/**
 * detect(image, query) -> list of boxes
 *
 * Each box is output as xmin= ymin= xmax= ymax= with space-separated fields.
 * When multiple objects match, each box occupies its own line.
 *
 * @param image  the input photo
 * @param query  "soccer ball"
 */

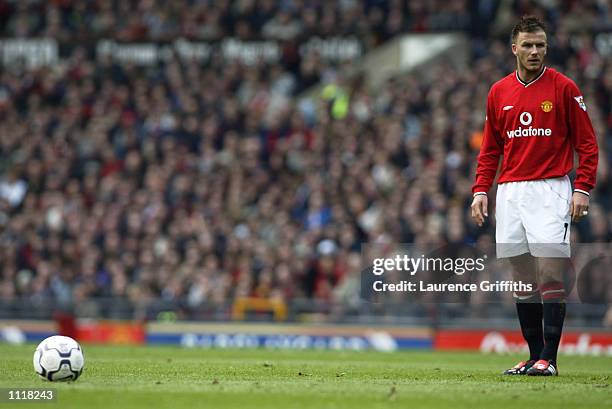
xmin=33 ymin=335 xmax=84 ymax=381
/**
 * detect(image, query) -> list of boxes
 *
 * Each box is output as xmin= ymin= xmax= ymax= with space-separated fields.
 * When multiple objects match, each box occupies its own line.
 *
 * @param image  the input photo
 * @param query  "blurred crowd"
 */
xmin=0 ymin=0 xmax=611 ymax=320
xmin=1 ymin=0 xmax=476 ymax=44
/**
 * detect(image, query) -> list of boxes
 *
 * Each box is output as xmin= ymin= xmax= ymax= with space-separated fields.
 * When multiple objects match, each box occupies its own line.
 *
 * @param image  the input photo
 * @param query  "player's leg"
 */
xmin=503 ymin=253 xmax=542 ymax=375
xmin=521 ymin=176 xmax=572 ymax=376
xmin=526 ymin=257 xmax=569 ymax=376
xmin=495 ymin=182 xmax=538 ymax=375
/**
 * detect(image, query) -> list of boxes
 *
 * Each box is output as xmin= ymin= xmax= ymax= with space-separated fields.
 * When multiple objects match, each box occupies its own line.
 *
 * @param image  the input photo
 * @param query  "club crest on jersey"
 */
xmin=574 ymin=96 xmax=587 ymax=111
xmin=541 ymin=100 xmax=553 ymax=112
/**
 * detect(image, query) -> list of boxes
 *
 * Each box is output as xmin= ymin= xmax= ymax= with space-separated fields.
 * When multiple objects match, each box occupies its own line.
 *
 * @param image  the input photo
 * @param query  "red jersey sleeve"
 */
xmin=472 ymin=89 xmax=503 ymax=194
xmin=565 ymin=81 xmax=598 ymax=193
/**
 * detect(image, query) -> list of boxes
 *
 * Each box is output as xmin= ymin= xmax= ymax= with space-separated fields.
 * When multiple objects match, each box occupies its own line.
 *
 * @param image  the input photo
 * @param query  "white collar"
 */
xmin=515 ymin=66 xmax=547 ymax=87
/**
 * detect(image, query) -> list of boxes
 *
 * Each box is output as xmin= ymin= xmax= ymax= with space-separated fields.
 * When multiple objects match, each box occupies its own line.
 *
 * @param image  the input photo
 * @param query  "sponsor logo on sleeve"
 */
xmin=574 ymin=96 xmax=587 ymax=111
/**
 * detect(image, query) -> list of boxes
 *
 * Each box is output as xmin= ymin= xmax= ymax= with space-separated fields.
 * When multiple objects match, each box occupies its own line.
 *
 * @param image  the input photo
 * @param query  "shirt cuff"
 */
xmin=473 ymin=192 xmax=488 ymax=197
xmin=574 ymin=189 xmax=590 ymax=196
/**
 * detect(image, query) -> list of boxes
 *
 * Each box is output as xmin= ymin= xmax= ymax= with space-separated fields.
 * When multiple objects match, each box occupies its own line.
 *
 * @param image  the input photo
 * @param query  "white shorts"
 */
xmin=495 ymin=176 xmax=572 ymax=258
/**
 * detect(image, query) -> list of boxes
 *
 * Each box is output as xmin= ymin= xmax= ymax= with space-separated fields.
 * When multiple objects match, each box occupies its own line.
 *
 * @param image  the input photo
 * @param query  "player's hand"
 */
xmin=471 ymin=194 xmax=488 ymax=227
xmin=569 ymin=191 xmax=590 ymax=222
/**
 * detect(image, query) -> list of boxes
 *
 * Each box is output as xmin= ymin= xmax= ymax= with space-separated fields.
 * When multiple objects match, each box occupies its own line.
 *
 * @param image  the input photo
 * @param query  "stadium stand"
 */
xmin=0 ymin=0 xmax=610 ymax=324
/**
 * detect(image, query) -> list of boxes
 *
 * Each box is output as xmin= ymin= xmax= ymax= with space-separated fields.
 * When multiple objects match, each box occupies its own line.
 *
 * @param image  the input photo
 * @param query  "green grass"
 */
xmin=0 ymin=344 xmax=610 ymax=409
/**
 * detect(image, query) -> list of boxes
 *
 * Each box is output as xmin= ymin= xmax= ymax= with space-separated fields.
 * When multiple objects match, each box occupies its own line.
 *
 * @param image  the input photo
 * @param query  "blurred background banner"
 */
xmin=147 ymin=321 xmax=431 ymax=351
xmin=0 ymin=0 xmax=610 ymax=348
xmin=0 ymin=318 xmax=145 ymax=345
xmin=434 ymin=329 xmax=612 ymax=356
xmin=3 ymin=318 xmax=612 ymax=357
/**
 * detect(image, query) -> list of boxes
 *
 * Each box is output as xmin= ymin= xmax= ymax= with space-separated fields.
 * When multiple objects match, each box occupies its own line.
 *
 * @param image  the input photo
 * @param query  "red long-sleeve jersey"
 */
xmin=472 ymin=67 xmax=598 ymax=195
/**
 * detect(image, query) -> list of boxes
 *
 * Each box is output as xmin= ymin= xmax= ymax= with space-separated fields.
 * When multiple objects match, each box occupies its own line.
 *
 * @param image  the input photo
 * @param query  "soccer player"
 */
xmin=471 ymin=16 xmax=599 ymax=376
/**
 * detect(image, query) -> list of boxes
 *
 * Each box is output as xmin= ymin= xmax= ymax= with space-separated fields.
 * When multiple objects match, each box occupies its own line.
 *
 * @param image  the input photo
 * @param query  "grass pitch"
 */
xmin=0 ymin=344 xmax=610 ymax=409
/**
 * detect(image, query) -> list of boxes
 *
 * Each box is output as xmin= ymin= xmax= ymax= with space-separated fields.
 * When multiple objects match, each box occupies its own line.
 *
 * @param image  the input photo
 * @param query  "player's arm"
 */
xmin=471 ymin=90 xmax=503 ymax=226
xmin=566 ymin=81 xmax=599 ymax=222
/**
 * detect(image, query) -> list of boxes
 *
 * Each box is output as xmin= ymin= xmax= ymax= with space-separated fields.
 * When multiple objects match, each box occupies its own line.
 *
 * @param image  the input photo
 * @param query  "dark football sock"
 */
xmin=541 ymin=282 xmax=567 ymax=362
xmin=515 ymin=287 xmax=543 ymax=361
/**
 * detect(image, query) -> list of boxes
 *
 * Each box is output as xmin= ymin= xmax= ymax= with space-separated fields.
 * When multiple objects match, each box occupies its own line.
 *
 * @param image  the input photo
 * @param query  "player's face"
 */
xmin=512 ymin=30 xmax=547 ymax=73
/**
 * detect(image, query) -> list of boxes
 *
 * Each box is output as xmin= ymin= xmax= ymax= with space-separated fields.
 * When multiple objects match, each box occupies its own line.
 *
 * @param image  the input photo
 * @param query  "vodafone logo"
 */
xmin=506 ymin=111 xmax=552 ymax=139
xmin=519 ymin=112 xmax=532 ymax=126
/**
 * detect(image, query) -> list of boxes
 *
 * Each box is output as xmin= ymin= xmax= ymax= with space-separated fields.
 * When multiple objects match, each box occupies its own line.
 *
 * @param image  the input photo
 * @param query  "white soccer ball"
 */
xmin=33 ymin=335 xmax=84 ymax=382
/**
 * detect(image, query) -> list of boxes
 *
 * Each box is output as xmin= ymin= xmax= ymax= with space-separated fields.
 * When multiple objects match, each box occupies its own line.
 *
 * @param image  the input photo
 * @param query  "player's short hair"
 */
xmin=511 ymin=15 xmax=547 ymax=43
